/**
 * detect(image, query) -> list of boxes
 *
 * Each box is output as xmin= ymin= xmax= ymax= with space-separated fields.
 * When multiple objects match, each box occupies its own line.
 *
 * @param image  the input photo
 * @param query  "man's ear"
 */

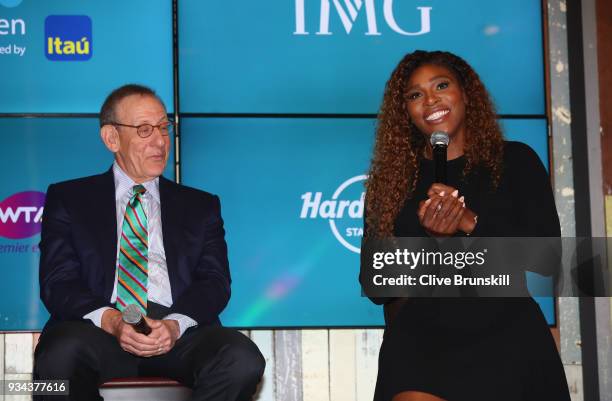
xmin=100 ymin=125 xmax=120 ymax=153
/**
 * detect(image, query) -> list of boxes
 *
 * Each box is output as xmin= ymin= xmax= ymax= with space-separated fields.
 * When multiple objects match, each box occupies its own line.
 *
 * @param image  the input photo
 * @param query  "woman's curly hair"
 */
xmin=365 ymin=50 xmax=504 ymax=237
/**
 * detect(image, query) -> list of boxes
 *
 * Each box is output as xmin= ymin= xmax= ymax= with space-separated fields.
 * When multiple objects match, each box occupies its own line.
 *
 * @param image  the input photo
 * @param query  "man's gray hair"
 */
xmin=99 ymin=84 xmax=166 ymax=127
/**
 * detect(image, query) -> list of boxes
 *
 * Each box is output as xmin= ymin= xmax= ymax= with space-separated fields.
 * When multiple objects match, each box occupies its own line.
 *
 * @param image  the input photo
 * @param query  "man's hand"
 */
xmin=100 ymin=309 xmax=167 ymax=357
xmin=147 ymin=318 xmax=180 ymax=355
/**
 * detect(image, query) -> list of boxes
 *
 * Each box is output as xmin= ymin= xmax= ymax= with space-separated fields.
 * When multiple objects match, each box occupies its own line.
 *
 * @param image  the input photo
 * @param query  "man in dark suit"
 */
xmin=34 ymin=84 xmax=265 ymax=401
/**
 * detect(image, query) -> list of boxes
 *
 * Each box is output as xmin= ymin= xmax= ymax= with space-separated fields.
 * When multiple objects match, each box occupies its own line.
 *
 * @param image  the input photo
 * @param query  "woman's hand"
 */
xmin=418 ymin=184 xmax=478 ymax=235
xmin=417 ymin=188 xmax=465 ymax=236
xmin=427 ymin=183 xmax=460 ymax=199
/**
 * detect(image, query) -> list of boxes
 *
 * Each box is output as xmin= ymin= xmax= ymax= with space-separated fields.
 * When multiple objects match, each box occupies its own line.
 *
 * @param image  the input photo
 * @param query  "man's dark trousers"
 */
xmin=34 ymin=304 xmax=265 ymax=401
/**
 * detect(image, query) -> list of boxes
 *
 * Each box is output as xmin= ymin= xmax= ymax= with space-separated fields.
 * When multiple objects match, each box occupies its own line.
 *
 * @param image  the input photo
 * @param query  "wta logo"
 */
xmin=0 ymin=191 xmax=45 ymax=239
xmin=300 ymin=175 xmax=366 ymax=253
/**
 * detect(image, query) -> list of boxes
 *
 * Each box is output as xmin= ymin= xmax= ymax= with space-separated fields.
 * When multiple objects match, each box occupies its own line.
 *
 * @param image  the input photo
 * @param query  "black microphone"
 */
xmin=430 ymin=131 xmax=449 ymax=184
xmin=122 ymin=304 xmax=152 ymax=335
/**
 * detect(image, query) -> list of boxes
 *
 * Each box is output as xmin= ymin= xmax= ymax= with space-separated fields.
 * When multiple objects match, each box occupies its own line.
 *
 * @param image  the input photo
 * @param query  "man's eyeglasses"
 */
xmin=112 ymin=121 xmax=175 ymax=138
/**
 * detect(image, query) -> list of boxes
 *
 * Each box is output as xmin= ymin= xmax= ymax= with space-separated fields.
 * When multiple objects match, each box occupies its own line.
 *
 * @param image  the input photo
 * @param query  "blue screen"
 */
xmin=179 ymin=0 xmax=544 ymax=114
xmin=0 ymin=0 xmax=173 ymax=113
xmin=181 ymin=117 xmax=554 ymax=327
xmin=0 ymin=0 xmax=555 ymax=329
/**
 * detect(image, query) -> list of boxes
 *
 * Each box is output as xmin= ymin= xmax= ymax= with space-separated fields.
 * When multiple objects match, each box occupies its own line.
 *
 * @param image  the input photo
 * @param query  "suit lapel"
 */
xmin=159 ymin=176 xmax=180 ymax=298
xmin=90 ymin=168 xmax=118 ymax=298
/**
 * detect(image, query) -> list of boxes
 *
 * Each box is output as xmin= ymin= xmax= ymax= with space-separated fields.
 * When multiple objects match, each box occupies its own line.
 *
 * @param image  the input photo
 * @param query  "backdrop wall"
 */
xmin=0 ymin=0 xmax=553 ymax=330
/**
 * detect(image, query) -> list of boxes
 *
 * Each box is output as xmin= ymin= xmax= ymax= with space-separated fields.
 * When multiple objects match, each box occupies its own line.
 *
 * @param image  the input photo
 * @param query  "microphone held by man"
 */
xmin=121 ymin=304 xmax=152 ymax=335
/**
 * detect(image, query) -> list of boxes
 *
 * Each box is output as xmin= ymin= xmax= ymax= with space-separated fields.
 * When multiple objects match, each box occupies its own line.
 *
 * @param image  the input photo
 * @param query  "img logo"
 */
xmin=294 ymin=0 xmax=431 ymax=36
xmin=300 ymin=175 xmax=366 ymax=253
xmin=45 ymin=15 xmax=92 ymax=61
xmin=0 ymin=191 xmax=45 ymax=239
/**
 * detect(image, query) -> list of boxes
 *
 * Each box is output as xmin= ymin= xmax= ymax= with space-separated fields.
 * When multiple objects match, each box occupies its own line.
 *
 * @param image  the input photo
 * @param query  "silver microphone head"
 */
xmin=122 ymin=304 xmax=143 ymax=325
xmin=430 ymin=131 xmax=450 ymax=147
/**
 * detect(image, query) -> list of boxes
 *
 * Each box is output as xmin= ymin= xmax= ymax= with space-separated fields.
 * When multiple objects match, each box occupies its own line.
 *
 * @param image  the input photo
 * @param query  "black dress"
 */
xmin=372 ymin=141 xmax=571 ymax=401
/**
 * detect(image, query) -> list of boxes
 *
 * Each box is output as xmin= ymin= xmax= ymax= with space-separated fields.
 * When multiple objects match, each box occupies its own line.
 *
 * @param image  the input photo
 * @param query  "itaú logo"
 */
xmin=45 ymin=15 xmax=92 ymax=61
xmin=300 ymin=175 xmax=366 ymax=253
xmin=294 ymin=0 xmax=431 ymax=36
xmin=0 ymin=191 xmax=45 ymax=239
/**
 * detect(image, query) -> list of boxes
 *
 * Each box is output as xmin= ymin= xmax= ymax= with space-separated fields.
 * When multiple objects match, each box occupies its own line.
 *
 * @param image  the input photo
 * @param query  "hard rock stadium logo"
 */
xmin=299 ymin=175 xmax=366 ymax=253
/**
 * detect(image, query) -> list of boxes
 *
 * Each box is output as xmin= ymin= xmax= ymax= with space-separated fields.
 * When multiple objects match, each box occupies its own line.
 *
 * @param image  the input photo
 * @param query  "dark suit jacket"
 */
xmin=39 ymin=168 xmax=231 ymax=332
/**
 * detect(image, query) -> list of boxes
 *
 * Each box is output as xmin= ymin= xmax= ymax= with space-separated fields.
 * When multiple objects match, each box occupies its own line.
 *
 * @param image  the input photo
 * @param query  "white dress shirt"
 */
xmin=83 ymin=162 xmax=197 ymax=337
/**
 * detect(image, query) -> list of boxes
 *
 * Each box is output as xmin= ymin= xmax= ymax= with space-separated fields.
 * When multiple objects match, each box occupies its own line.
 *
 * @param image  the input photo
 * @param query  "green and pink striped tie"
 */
xmin=116 ymin=184 xmax=149 ymax=315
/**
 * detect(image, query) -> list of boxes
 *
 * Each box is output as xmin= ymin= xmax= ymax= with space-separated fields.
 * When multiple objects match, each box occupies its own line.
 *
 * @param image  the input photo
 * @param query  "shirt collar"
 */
xmin=112 ymin=161 xmax=160 ymax=203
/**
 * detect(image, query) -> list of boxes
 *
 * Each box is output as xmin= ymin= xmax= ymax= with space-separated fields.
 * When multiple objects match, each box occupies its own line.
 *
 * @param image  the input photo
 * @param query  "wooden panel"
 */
xmin=1 ymin=334 xmax=4 ymax=401
xmin=606 ymin=196 xmax=612 ymax=235
xmin=274 ymin=330 xmax=302 ymax=401
xmin=356 ymin=329 xmax=383 ymax=401
xmin=4 ymin=373 xmax=32 ymax=401
xmin=564 ymin=364 xmax=584 ymax=401
xmin=31 ymin=334 xmax=40 ymax=364
xmin=251 ymin=330 xmax=275 ymax=401
xmin=4 ymin=334 xmax=32 ymax=374
xmin=301 ymin=329 xmax=329 ymax=401
xmin=607 ymin=196 xmax=612 ymax=329
xmin=597 ymin=0 xmax=612 ymax=194
xmin=329 ymin=329 xmax=356 ymax=401
xmin=1 ymin=327 xmax=590 ymax=401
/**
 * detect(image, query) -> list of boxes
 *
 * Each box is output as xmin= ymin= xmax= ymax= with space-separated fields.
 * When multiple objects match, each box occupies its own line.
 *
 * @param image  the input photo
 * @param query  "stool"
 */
xmin=100 ymin=377 xmax=192 ymax=401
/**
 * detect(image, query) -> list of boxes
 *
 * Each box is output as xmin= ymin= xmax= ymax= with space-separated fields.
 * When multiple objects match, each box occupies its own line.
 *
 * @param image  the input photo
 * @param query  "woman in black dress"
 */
xmin=363 ymin=51 xmax=571 ymax=401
